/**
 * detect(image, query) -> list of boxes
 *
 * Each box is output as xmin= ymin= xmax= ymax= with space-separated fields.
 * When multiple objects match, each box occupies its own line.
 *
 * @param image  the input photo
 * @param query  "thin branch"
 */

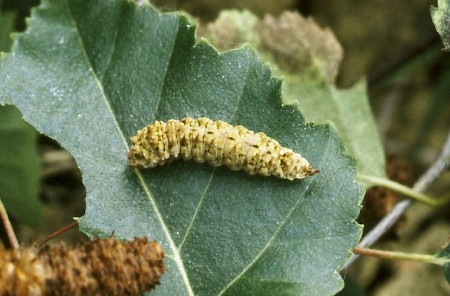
xmin=0 ymin=197 xmax=19 ymax=249
xmin=34 ymin=221 xmax=78 ymax=247
xmin=352 ymin=247 xmax=448 ymax=266
xmin=377 ymin=83 xmax=406 ymax=139
xmin=41 ymin=150 xmax=78 ymax=177
xmin=342 ymin=130 xmax=450 ymax=271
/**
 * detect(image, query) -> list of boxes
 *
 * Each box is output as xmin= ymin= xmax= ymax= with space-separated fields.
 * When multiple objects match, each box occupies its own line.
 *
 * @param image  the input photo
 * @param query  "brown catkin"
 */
xmin=0 ymin=244 xmax=46 ymax=296
xmin=0 ymin=238 xmax=165 ymax=296
xmin=128 ymin=117 xmax=319 ymax=180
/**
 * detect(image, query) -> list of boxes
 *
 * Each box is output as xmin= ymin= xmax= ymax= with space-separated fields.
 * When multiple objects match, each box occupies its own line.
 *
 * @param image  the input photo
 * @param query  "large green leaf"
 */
xmin=0 ymin=0 xmax=363 ymax=295
xmin=431 ymin=0 xmax=450 ymax=51
xmin=0 ymin=105 xmax=42 ymax=225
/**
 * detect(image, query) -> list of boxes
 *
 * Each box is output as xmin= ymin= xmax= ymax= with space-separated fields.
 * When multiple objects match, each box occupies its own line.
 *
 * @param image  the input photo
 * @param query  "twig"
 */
xmin=41 ymin=150 xmax=78 ymax=177
xmin=342 ymin=130 xmax=450 ymax=271
xmin=377 ymin=83 xmax=406 ymax=139
xmin=0 ymin=197 xmax=19 ymax=249
xmin=34 ymin=221 xmax=78 ymax=247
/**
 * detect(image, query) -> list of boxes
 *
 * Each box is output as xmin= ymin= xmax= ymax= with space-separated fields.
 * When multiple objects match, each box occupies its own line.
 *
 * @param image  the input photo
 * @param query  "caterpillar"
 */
xmin=128 ymin=117 xmax=319 ymax=180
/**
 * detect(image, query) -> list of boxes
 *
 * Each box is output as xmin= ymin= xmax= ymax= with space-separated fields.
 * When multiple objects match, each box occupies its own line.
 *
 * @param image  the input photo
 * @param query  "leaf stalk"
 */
xmin=353 ymin=247 xmax=448 ymax=266
xmin=358 ymin=174 xmax=450 ymax=207
xmin=0 ymin=197 xmax=19 ymax=249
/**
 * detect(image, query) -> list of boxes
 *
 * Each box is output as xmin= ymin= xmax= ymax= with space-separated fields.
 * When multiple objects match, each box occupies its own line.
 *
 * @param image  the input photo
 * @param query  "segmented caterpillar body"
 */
xmin=128 ymin=117 xmax=319 ymax=180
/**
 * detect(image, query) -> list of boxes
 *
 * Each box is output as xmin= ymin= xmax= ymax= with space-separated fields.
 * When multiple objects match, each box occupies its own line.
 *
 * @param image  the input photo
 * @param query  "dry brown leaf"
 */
xmin=260 ymin=12 xmax=343 ymax=83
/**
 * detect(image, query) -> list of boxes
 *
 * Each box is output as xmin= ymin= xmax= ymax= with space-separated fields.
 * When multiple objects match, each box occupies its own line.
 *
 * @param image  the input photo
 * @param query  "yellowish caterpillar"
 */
xmin=128 ymin=117 xmax=319 ymax=180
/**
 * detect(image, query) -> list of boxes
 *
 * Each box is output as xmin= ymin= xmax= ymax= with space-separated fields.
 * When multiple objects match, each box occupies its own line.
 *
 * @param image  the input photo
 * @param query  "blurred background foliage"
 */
xmin=0 ymin=0 xmax=449 ymax=295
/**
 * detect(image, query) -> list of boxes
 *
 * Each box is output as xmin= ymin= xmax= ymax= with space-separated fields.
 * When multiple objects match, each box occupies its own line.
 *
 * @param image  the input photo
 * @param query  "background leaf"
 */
xmin=283 ymin=77 xmax=385 ymax=181
xmin=201 ymin=10 xmax=386 ymax=184
xmin=0 ymin=0 xmax=363 ymax=295
xmin=431 ymin=0 xmax=450 ymax=51
xmin=0 ymin=5 xmax=15 ymax=52
xmin=0 ymin=105 xmax=42 ymax=226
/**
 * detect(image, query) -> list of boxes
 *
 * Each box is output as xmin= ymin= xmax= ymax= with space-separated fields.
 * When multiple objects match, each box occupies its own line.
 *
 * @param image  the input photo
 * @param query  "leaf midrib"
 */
xmin=66 ymin=2 xmax=195 ymax=295
xmin=217 ymin=126 xmax=330 ymax=295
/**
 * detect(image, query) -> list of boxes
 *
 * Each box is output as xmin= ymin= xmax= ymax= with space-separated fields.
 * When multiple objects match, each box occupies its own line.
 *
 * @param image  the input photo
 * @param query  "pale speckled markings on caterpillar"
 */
xmin=128 ymin=117 xmax=319 ymax=180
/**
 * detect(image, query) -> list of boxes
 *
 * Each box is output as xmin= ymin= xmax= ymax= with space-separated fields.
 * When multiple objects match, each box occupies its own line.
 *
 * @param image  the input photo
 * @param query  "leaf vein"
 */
xmin=218 ymin=125 xmax=331 ymax=295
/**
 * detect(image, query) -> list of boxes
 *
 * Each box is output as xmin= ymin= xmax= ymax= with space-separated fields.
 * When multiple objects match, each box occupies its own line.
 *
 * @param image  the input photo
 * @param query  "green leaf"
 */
xmin=202 ymin=10 xmax=386 ymax=184
xmin=283 ymin=76 xmax=386 ymax=181
xmin=0 ymin=7 xmax=15 ymax=52
xmin=0 ymin=0 xmax=363 ymax=295
xmin=431 ymin=0 xmax=450 ymax=51
xmin=0 ymin=105 xmax=42 ymax=226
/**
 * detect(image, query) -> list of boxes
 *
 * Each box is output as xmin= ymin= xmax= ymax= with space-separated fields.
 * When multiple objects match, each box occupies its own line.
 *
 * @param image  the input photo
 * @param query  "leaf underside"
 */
xmin=431 ymin=0 xmax=450 ymax=51
xmin=0 ymin=0 xmax=363 ymax=295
